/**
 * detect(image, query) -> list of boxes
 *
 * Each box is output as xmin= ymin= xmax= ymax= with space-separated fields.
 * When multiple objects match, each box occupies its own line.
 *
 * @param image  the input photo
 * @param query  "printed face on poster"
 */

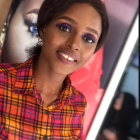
xmin=0 ymin=0 xmax=138 ymax=138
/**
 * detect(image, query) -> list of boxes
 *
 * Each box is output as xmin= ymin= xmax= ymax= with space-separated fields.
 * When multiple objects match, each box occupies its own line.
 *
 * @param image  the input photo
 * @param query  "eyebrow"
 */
xmin=57 ymin=16 xmax=78 ymax=25
xmin=26 ymin=9 xmax=39 ymax=15
xmin=86 ymin=27 xmax=99 ymax=36
xmin=57 ymin=16 xmax=98 ymax=36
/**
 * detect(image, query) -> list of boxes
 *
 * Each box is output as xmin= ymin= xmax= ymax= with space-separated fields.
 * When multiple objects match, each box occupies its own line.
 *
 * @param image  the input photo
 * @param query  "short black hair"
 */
xmin=38 ymin=0 xmax=109 ymax=53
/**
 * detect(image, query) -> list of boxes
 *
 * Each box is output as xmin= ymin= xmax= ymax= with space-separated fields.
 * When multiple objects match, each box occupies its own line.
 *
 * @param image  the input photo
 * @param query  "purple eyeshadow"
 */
xmin=56 ymin=23 xmax=72 ymax=32
xmin=83 ymin=34 xmax=96 ymax=43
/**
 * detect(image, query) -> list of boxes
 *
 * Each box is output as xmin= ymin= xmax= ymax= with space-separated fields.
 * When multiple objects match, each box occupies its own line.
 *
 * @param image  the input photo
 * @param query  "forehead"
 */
xmin=58 ymin=3 xmax=102 ymax=35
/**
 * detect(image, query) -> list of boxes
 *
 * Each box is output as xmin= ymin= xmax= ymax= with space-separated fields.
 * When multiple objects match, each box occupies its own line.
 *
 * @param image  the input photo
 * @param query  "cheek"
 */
xmin=81 ymin=49 xmax=95 ymax=64
xmin=43 ymin=31 xmax=62 ymax=48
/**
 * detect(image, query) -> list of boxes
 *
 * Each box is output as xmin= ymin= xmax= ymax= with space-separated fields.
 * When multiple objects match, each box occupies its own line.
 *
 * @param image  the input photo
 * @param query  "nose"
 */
xmin=65 ymin=33 xmax=81 ymax=51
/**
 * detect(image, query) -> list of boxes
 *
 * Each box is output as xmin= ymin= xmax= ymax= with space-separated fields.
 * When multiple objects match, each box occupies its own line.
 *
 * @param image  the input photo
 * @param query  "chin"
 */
xmin=51 ymin=63 xmax=76 ymax=76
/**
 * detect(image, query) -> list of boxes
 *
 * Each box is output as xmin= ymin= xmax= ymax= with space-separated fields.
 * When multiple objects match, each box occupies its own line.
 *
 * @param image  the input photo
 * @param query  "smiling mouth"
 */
xmin=57 ymin=51 xmax=77 ymax=62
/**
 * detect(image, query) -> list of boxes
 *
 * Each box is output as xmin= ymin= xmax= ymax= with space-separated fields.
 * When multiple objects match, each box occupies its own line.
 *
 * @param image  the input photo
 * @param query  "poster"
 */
xmin=0 ymin=0 xmax=138 ymax=138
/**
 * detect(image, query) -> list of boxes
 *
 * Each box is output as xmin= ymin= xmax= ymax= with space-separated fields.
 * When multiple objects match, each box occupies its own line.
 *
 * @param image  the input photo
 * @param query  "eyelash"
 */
xmin=56 ymin=24 xmax=72 ymax=33
xmin=24 ymin=18 xmax=38 ymax=37
xmin=57 ymin=24 xmax=96 ymax=44
xmin=83 ymin=36 xmax=95 ymax=44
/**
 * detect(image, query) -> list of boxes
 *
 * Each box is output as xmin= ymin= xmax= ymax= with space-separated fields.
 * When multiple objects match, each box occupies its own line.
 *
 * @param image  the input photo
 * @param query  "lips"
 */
xmin=57 ymin=51 xmax=77 ymax=64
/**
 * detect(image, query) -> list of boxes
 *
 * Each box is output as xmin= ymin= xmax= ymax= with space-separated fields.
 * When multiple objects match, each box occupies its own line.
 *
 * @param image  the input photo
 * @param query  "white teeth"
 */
xmin=63 ymin=54 xmax=69 ymax=59
xmin=68 ymin=57 xmax=74 ymax=61
xmin=58 ymin=52 xmax=75 ymax=61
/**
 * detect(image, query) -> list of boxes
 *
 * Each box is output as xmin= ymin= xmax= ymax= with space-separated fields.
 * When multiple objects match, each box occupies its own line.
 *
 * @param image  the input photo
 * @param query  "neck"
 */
xmin=33 ymin=54 xmax=67 ymax=96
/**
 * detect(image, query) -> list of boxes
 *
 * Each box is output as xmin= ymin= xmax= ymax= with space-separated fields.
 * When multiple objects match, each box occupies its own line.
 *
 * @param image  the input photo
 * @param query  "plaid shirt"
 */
xmin=0 ymin=56 xmax=87 ymax=140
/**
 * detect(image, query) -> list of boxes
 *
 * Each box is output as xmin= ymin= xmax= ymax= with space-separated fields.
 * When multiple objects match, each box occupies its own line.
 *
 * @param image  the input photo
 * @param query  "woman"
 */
xmin=0 ymin=0 xmax=109 ymax=139
xmin=0 ymin=0 xmax=106 ymax=137
xmin=96 ymin=92 xmax=136 ymax=140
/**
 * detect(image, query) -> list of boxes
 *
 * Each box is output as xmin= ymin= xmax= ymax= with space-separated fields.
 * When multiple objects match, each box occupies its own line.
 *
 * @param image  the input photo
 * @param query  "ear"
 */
xmin=39 ymin=27 xmax=46 ymax=39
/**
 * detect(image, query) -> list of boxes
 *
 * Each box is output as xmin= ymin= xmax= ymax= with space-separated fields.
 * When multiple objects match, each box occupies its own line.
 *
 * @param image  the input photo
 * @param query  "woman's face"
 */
xmin=114 ymin=93 xmax=124 ymax=111
xmin=2 ymin=0 xmax=44 ymax=63
xmin=40 ymin=3 xmax=102 ymax=75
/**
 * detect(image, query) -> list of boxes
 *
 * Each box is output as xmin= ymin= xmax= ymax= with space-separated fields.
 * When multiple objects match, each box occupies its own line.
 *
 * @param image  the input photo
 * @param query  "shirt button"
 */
xmin=44 ymin=135 xmax=48 ymax=140
xmin=46 ymin=110 xmax=50 ymax=115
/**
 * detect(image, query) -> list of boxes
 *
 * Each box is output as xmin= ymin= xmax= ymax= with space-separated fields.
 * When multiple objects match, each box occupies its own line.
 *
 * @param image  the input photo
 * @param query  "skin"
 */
xmin=114 ymin=93 xmax=124 ymax=110
xmin=102 ymin=93 xmax=125 ymax=140
xmin=33 ymin=3 xmax=102 ymax=106
xmin=103 ymin=129 xmax=117 ymax=140
xmin=1 ymin=0 xmax=44 ymax=63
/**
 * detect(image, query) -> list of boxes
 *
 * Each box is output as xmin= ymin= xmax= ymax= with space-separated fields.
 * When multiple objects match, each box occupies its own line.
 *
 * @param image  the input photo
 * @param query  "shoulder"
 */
xmin=0 ymin=63 xmax=21 ymax=74
xmin=69 ymin=85 xmax=87 ymax=112
xmin=0 ymin=63 xmax=21 ymax=85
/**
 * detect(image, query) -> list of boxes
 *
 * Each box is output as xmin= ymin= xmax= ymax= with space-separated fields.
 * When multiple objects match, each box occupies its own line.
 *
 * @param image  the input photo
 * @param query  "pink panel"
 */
xmin=70 ymin=47 xmax=104 ymax=138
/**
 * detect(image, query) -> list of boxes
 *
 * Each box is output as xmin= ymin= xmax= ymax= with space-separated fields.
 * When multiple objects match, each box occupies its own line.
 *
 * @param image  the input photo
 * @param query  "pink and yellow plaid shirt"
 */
xmin=0 ymin=55 xmax=87 ymax=140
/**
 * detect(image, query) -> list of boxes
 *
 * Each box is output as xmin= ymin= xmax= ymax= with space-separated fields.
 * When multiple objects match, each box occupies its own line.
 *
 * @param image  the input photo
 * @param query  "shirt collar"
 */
xmin=13 ymin=55 xmax=72 ymax=110
xmin=13 ymin=55 xmax=36 ymax=95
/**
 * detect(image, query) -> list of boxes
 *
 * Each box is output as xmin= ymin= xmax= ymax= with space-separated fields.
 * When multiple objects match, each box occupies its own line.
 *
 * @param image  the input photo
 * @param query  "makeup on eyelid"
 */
xmin=24 ymin=13 xmax=38 ymax=36
xmin=25 ymin=13 xmax=38 ymax=24
xmin=56 ymin=23 xmax=96 ymax=44
xmin=83 ymin=34 xmax=96 ymax=43
xmin=56 ymin=23 xmax=72 ymax=32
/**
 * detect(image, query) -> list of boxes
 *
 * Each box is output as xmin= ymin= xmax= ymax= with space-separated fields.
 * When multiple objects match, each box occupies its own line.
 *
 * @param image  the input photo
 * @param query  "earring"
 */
xmin=38 ymin=37 xmax=43 ymax=42
xmin=38 ymin=37 xmax=43 ymax=45
xmin=0 ymin=23 xmax=7 ymax=48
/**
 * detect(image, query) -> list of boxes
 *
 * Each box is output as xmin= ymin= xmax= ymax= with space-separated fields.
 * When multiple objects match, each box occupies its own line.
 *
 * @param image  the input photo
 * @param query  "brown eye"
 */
xmin=60 ymin=26 xmax=71 ymax=33
xmin=83 ymin=37 xmax=93 ymax=44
